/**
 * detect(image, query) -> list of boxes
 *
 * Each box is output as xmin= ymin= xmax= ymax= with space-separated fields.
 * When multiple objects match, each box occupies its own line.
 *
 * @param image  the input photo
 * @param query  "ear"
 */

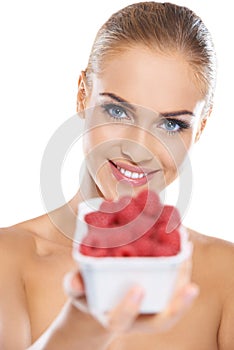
xmin=195 ymin=106 xmax=213 ymax=142
xmin=76 ymin=70 xmax=89 ymax=117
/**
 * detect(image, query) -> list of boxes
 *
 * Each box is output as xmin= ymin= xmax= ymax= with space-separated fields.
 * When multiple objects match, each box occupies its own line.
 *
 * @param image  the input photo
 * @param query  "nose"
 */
xmin=121 ymin=127 xmax=154 ymax=163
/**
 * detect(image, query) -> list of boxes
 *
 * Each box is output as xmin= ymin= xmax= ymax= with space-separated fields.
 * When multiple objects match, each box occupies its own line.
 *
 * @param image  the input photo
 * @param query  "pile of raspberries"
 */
xmin=79 ymin=189 xmax=181 ymax=257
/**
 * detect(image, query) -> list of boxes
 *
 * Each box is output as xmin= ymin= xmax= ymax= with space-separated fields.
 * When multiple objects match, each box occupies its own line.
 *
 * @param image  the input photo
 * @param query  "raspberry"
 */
xmin=79 ymin=244 xmax=108 ymax=257
xmin=116 ymin=196 xmax=141 ymax=225
xmin=158 ymin=205 xmax=181 ymax=231
xmin=79 ymin=243 xmax=93 ymax=256
xmin=153 ymin=243 xmax=177 ymax=257
xmin=135 ymin=189 xmax=163 ymax=219
xmin=158 ymin=228 xmax=181 ymax=253
xmin=103 ymin=226 xmax=134 ymax=248
xmin=79 ymin=232 xmax=108 ymax=257
xmin=130 ymin=213 xmax=156 ymax=240
xmin=81 ymin=231 xmax=103 ymax=248
xmin=112 ymin=244 xmax=137 ymax=257
xmin=90 ymin=248 xmax=108 ymax=257
xmin=133 ymin=238 xmax=154 ymax=256
xmin=84 ymin=211 xmax=115 ymax=228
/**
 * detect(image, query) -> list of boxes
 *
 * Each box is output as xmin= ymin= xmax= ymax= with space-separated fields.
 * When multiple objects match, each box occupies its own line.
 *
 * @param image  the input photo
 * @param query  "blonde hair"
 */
xmin=85 ymin=2 xmax=216 ymax=111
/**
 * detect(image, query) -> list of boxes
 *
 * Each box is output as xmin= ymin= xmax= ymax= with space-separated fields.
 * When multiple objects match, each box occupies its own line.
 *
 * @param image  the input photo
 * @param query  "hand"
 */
xmin=63 ymin=254 xmax=199 ymax=338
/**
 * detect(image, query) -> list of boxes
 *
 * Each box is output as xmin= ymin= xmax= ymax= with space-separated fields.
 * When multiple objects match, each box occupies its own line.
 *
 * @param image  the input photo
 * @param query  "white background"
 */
xmin=0 ymin=0 xmax=233 ymax=242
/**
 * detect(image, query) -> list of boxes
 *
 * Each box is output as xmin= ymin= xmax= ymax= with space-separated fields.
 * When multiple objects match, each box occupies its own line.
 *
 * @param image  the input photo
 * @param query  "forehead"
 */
xmin=90 ymin=47 xmax=204 ymax=113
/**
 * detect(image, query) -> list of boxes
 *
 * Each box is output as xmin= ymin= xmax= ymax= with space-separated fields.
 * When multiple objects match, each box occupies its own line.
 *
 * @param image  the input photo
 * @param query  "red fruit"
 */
xmin=153 ymin=243 xmax=177 ymax=257
xmin=84 ymin=211 xmax=115 ymax=228
xmin=112 ymin=244 xmax=137 ymax=257
xmin=90 ymin=248 xmax=108 ymax=257
xmin=79 ymin=244 xmax=108 ymax=257
xmin=158 ymin=205 xmax=181 ymax=231
xmin=158 ymin=228 xmax=181 ymax=253
xmin=79 ymin=243 xmax=93 ymax=256
xmin=79 ymin=233 xmax=108 ymax=257
xmin=130 ymin=213 xmax=156 ymax=240
xmin=80 ymin=192 xmax=182 ymax=258
xmin=135 ymin=189 xmax=163 ymax=219
xmin=133 ymin=238 xmax=154 ymax=256
xmin=80 ymin=231 xmax=103 ymax=248
xmin=116 ymin=196 xmax=141 ymax=225
xmin=103 ymin=226 xmax=134 ymax=248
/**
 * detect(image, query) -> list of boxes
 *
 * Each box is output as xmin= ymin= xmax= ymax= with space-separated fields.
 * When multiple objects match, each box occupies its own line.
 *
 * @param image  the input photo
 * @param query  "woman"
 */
xmin=1 ymin=2 xmax=234 ymax=349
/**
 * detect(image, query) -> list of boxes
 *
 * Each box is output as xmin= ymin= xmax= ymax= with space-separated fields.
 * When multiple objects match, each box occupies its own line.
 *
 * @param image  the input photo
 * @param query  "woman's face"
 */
xmin=80 ymin=47 xmax=206 ymax=200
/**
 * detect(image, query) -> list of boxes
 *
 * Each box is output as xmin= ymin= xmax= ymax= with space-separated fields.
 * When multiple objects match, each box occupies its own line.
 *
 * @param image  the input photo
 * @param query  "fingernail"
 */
xmin=63 ymin=272 xmax=83 ymax=297
xmin=131 ymin=287 xmax=144 ymax=303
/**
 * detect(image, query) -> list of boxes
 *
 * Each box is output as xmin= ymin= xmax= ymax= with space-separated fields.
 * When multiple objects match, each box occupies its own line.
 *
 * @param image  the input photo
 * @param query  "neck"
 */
xmin=45 ymin=164 xmax=104 ymax=244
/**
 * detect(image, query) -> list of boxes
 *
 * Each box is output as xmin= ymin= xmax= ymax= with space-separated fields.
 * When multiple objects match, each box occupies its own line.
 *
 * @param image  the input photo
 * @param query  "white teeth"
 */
xmin=116 ymin=165 xmax=146 ymax=179
xmin=124 ymin=170 xmax=131 ymax=177
xmin=131 ymin=172 xmax=139 ymax=179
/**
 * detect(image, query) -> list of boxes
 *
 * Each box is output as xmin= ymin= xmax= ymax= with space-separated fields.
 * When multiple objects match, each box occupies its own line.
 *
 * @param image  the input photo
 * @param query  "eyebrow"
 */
xmin=99 ymin=92 xmax=137 ymax=112
xmin=99 ymin=92 xmax=195 ymax=118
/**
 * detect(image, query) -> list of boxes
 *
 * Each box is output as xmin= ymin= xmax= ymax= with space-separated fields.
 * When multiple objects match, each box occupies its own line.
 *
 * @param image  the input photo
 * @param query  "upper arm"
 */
xmin=0 ymin=231 xmax=31 ymax=349
xmin=218 ymin=286 xmax=234 ymax=349
xmin=217 ymin=241 xmax=234 ymax=349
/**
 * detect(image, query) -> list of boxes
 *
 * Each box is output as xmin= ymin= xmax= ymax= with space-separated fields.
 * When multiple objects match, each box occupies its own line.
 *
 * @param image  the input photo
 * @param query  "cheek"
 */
xmin=152 ymin=132 xmax=192 ymax=165
xmin=152 ymin=131 xmax=194 ymax=187
xmin=83 ymin=108 xmax=128 ymax=154
xmin=82 ymin=124 xmax=122 ymax=183
xmin=83 ymin=125 xmax=111 ymax=156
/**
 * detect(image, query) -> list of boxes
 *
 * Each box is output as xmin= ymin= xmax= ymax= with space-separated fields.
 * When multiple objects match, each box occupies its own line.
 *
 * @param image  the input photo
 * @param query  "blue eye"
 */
xmin=101 ymin=103 xmax=129 ymax=120
xmin=163 ymin=120 xmax=180 ymax=132
xmin=160 ymin=118 xmax=190 ymax=135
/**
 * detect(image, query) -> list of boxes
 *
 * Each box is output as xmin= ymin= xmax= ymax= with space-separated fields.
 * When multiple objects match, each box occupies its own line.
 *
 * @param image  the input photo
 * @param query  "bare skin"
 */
xmin=1 ymin=47 xmax=234 ymax=349
xmin=0 ymin=194 xmax=234 ymax=349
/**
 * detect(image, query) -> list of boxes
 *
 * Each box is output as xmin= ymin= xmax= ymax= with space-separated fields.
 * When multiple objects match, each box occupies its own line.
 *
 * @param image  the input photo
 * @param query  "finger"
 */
xmin=154 ymin=282 xmax=199 ymax=332
xmin=129 ymin=276 xmax=199 ymax=335
xmin=63 ymin=271 xmax=90 ymax=313
xmin=103 ymin=286 xmax=145 ymax=333
xmin=63 ymin=271 xmax=85 ymax=298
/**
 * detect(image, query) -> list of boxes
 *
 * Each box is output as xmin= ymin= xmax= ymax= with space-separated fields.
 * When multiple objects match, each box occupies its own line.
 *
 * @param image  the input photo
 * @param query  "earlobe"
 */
xmin=76 ymin=70 xmax=88 ymax=117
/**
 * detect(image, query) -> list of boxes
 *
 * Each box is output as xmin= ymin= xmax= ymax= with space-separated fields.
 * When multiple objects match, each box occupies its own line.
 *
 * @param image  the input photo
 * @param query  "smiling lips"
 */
xmin=108 ymin=160 xmax=159 ymax=186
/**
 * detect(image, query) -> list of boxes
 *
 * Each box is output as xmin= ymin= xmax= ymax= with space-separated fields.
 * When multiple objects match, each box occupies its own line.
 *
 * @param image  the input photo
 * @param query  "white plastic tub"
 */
xmin=73 ymin=198 xmax=192 ymax=314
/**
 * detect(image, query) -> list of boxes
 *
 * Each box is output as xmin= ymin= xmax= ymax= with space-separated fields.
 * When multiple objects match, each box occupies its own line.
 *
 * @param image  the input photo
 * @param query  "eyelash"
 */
xmin=161 ymin=118 xmax=191 ymax=135
xmin=101 ymin=102 xmax=191 ymax=135
xmin=101 ymin=103 xmax=131 ymax=122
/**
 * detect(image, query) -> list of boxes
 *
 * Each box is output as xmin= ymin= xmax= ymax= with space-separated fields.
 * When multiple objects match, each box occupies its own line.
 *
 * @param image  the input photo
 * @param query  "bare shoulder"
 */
xmin=188 ymin=228 xmax=234 ymax=280
xmin=0 ymin=224 xmax=37 ymax=348
xmin=188 ymin=228 xmax=234 ymax=270
xmin=0 ymin=223 xmax=36 ymax=288
xmin=0 ymin=223 xmax=36 ymax=259
xmin=188 ymin=228 xmax=234 ymax=349
xmin=0 ymin=222 xmax=37 ymax=290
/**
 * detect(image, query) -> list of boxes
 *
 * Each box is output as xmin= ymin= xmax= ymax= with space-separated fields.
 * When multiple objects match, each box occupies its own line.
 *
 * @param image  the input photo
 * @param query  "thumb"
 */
xmin=63 ymin=271 xmax=85 ymax=298
xmin=104 ymin=286 xmax=145 ymax=333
